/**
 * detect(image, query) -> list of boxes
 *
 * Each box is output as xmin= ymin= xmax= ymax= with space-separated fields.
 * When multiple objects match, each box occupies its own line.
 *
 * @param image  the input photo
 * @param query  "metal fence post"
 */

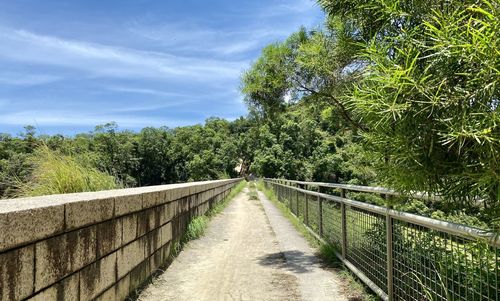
xmin=285 ymin=185 xmax=289 ymax=210
xmin=341 ymin=188 xmax=347 ymax=260
xmin=318 ymin=195 xmax=323 ymax=237
xmin=386 ymin=213 xmax=394 ymax=301
xmin=296 ymin=185 xmax=300 ymax=215
xmin=305 ymin=193 xmax=309 ymax=226
xmin=386 ymin=194 xmax=394 ymax=301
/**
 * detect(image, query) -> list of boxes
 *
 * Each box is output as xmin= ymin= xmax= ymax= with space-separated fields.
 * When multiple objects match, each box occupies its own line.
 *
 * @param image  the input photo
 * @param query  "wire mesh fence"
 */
xmin=263 ymin=179 xmax=500 ymax=301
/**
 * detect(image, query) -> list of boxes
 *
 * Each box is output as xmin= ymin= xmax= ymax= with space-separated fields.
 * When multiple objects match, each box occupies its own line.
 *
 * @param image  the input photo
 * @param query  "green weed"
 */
xmin=185 ymin=216 xmax=209 ymax=241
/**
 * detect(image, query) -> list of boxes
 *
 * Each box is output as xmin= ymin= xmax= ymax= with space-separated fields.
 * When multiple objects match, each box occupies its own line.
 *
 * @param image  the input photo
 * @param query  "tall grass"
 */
xmin=184 ymin=216 xmax=209 ymax=241
xmin=17 ymin=146 xmax=120 ymax=197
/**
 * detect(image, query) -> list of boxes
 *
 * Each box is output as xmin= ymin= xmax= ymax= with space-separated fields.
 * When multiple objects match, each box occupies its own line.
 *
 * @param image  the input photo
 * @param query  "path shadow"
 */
xmin=257 ymin=250 xmax=318 ymax=274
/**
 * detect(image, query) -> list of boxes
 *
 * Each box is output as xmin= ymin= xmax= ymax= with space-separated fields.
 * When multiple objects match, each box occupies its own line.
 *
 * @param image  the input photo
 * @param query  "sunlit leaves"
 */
xmin=347 ymin=0 xmax=499 ymax=208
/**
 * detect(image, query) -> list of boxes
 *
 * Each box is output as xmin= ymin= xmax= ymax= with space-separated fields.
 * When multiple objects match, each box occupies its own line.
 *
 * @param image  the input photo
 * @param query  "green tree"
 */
xmin=339 ymin=0 xmax=500 ymax=211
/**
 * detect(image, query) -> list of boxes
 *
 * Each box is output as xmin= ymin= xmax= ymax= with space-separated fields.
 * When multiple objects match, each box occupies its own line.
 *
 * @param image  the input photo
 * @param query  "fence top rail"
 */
xmin=264 ymin=179 xmax=499 ymax=248
xmin=264 ymin=178 xmax=442 ymax=201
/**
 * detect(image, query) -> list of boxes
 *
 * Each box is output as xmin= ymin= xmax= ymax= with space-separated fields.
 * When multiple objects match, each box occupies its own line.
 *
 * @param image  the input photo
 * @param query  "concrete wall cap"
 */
xmin=0 ymin=179 xmax=241 ymax=214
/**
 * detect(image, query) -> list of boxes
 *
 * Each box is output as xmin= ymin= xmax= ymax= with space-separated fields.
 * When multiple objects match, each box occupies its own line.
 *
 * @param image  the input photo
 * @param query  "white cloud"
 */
xmin=0 ymin=27 xmax=245 ymax=83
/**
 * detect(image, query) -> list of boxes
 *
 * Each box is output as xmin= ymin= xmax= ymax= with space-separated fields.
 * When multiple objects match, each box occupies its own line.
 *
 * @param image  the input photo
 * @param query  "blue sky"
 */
xmin=0 ymin=0 xmax=324 ymax=135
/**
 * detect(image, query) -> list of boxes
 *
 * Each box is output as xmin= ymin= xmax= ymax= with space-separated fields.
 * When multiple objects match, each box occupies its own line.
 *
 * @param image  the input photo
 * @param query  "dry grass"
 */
xmin=17 ymin=146 xmax=119 ymax=197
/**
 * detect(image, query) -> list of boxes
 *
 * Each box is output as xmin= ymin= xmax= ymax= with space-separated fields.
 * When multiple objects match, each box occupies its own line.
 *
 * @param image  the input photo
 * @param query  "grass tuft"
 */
xmin=185 ymin=216 xmax=209 ymax=241
xmin=17 ymin=146 xmax=120 ymax=197
xmin=318 ymin=243 xmax=342 ymax=267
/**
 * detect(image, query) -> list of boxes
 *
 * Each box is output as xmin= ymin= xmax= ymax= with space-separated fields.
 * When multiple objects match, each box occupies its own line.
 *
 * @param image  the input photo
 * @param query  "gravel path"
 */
xmin=137 ymin=186 xmax=347 ymax=301
xmin=258 ymin=190 xmax=348 ymax=301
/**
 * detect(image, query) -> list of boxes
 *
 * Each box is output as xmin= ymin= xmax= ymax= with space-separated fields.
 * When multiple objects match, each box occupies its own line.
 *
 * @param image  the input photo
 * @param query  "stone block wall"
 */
xmin=0 ymin=178 xmax=241 ymax=301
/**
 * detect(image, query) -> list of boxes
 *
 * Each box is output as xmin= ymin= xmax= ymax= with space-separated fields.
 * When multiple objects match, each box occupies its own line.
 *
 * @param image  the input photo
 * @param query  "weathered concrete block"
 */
xmin=80 ymin=252 xmax=116 ymax=300
xmin=188 ymin=195 xmax=195 ymax=210
xmin=35 ymin=227 xmax=96 ymax=291
xmin=145 ymin=228 xmax=162 ymax=257
xmin=160 ymin=222 xmax=172 ymax=246
xmin=94 ymin=285 xmax=115 ymax=301
xmin=0 ymin=245 xmax=34 ymax=301
xmin=179 ymin=198 xmax=186 ymax=214
xmin=97 ymin=219 xmax=122 ymax=258
xmin=148 ymin=249 xmax=165 ymax=276
xmin=137 ymin=208 xmax=158 ymax=237
xmin=65 ymin=197 xmax=114 ymax=230
xmin=169 ymin=187 xmax=181 ymax=201
xmin=0 ymin=205 xmax=64 ymax=252
xmin=179 ymin=186 xmax=190 ymax=198
xmin=142 ymin=191 xmax=160 ymax=209
xmin=121 ymin=214 xmax=137 ymax=245
xmin=116 ymin=239 xmax=144 ymax=279
xmin=171 ymin=200 xmax=179 ymax=218
xmin=27 ymin=272 xmax=79 ymax=301
xmin=115 ymin=274 xmax=130 ymax=301
xmin=160 ymin=241 xmax=172 ymax=264
xmin=159 ymin=202 xmax=174 ymax=225
xmin=129 ymin=260 xmax=151 ymax=294
xmin=199 ymin=191 xmax=208 ymax=203
xmin=114 ymin=194 xmax=142 ymax=217
xmin=137 ymin=207 xmax=165 ymax=236
xmin=159 ymin=189 xmax=172 ymax=204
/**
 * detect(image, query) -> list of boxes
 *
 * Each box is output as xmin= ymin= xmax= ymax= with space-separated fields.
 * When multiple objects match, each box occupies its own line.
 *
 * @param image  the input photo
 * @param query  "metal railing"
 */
xmin=263 ymin=178 xmax=499 ymax=301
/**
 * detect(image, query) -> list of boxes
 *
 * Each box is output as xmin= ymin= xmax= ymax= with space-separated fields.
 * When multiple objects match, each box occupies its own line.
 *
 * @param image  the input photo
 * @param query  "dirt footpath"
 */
xmin=138 ymin=187 xmax=347 ymax=301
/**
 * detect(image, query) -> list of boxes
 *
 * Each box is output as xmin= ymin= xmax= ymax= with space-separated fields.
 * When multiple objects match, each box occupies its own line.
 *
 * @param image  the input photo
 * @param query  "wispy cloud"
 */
xmin=0 ymin=27 xmax=245 ymax=82
xmin=127 ymin=22 xmax=286 ymax=56
xmin=0 ymin=73 xmax=61 ymax=86
xmin=126 ymin=1 xmax=322 ymax=58
xmin=259 ymin=0 xmax=320 ymax=18
xmin=0 ymin=109 xmax=196 ymax=128
xmin=105 ymin=86 xmax=187 ymax=98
